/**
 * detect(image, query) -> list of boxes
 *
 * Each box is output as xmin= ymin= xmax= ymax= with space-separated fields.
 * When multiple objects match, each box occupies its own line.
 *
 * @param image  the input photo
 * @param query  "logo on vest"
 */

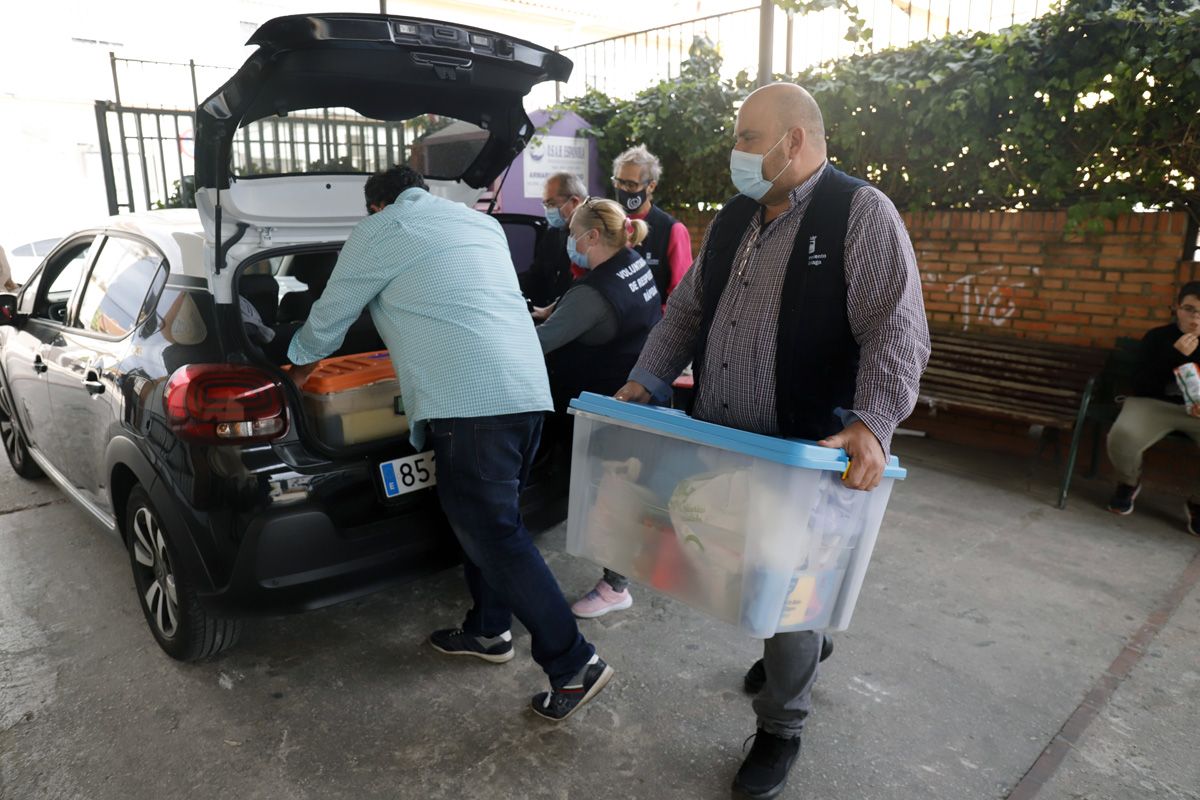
xmin=617 ymin=259 xmax=659 ymax=302
xmin=807 ymin=235 xmax=827 ymax=267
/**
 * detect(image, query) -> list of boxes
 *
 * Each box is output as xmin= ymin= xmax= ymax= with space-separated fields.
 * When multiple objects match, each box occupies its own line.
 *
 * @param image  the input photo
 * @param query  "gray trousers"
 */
xmin=1107 ymin=397 xmax=1200 ymax=499
xmin=753 ymin=629 xmax=822 ymax=738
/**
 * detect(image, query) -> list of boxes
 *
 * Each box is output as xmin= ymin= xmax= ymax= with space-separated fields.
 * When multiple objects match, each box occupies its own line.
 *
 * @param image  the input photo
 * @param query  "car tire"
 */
xmin=0 ymin=385 xmax=44 ymax=480
xmin=125 ymin=485 xmax=242 ymax=661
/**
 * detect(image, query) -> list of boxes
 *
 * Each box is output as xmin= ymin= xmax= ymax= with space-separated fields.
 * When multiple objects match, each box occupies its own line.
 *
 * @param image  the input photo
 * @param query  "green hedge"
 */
xmin=561 ymin=0 xmax=1200 ymax=224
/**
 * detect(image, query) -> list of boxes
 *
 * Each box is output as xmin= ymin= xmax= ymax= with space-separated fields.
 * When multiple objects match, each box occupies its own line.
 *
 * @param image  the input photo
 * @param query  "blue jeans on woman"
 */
xmin=426 ymin=412 xmax=595 ymax=687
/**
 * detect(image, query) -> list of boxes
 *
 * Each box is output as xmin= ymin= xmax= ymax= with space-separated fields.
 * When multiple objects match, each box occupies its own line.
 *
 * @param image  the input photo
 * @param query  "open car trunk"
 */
xmin=235 ymin=211 xmax=547 ymax=455
xmin=236 ymin=247 xmax=410 ymax=454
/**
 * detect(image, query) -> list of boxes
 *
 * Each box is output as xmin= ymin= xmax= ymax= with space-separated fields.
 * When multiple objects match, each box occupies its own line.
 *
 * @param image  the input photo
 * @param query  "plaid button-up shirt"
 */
xmin=630 ymin=162 xmax=929 ymax=454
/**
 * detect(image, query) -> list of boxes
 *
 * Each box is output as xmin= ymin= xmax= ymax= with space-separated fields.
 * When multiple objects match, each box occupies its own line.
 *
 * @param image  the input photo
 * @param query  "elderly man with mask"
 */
xmin=523 ymin=171 xmax=587 ymax=312
xmin=611 ymin=145 xmax=694 ymax=303
xmin=616 ymin=83 xmax=930 ymax=799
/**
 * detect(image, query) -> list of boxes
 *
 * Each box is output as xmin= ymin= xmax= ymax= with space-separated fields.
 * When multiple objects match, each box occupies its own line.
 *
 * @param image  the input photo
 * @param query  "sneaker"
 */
xmin=743 ymin=634 xmax=834 ymax=695
xmin=429 ymin=627 xmax=514 ymax=663
xmin=1107 ymin=483 xmax=1141 ymax=515
xmin=731 ymin=730 xmax=802 ymax=800
xmin=571 ymin=580 xmax=633 ymax=619
xmin=1187 ymin=501 xmax=1200 ymax=537
xmin=530 ymin=655 xmax=614 ymax=722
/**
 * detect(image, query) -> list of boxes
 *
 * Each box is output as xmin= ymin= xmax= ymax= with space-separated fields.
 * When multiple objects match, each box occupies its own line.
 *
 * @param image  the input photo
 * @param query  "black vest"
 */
xmin=692 ymin=165 xmax=868 ymax=439
xmin=547 ymin=248 xmax=662 ymax=410
xmin=633 ymin=204 xmax=680 ymax=300
xmin=520 ymin=226 xmax=573 ymax=307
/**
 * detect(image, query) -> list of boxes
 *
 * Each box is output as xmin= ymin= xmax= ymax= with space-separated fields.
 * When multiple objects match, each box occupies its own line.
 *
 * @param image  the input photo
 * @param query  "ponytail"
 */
xmin=627 ymin=219 xmax=649 ymax=248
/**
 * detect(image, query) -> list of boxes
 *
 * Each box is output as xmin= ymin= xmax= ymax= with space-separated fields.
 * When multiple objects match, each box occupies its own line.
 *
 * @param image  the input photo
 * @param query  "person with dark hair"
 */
xmin=1106 ymin=280 xmax=1200 ymax=534
xmin=286 ymin=164 xmax=614 ymax=722
xmin=362 ymin=164 xmax=429 ymax=211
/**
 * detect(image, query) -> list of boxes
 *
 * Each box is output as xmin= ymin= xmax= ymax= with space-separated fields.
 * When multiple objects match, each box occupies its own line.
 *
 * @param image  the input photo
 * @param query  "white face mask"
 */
xmin=729 ymin=131 xmax=793 ymax=201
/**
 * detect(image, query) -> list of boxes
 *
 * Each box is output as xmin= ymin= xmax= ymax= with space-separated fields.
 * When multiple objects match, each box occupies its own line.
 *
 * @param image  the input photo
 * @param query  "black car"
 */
xmin=0 ymin=13 xmax=572 ymax=661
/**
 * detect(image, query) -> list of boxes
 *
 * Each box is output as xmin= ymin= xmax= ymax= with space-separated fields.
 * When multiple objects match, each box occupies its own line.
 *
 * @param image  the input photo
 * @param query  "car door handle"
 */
xmin=33 ymin=357 xmax=47 ymax=374
xmin=84 ymin=372 xmax=105 ymax=396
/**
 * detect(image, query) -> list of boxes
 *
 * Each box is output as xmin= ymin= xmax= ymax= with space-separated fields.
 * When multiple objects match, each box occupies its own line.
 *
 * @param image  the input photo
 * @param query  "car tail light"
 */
xmin=164 ymin=365 xmax=288 ymax=444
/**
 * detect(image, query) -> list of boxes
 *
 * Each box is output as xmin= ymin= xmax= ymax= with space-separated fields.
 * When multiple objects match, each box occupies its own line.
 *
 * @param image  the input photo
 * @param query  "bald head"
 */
xmin=743 ymin=82 xmax=826 ymax=142
xmin=732 ymin=83 xmax=829 ymax=206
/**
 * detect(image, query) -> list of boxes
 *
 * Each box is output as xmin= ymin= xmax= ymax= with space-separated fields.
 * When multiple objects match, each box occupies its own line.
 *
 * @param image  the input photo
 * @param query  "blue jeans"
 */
xmin=426 ymin=412 xmax=594 ymax=687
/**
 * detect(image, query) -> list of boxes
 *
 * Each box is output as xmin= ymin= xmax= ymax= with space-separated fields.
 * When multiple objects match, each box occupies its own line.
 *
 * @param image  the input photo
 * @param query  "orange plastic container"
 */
xmin=297 ymin=350 xmax=396 ymax=393
xmin=295 ymin=351 xmax=408 ymax=446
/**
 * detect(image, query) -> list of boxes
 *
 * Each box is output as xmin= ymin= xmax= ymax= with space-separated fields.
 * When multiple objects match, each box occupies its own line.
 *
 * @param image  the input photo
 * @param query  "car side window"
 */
xmin=73 ymin=236 xmax=167 ymax=338
xmin=30 ymin=237 xmax=100 ymax=322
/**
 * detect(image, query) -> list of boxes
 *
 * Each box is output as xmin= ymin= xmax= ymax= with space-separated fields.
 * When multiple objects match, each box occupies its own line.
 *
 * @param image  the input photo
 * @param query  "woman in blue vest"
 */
xmin=535 ymin=197 xmax=663 ymax=618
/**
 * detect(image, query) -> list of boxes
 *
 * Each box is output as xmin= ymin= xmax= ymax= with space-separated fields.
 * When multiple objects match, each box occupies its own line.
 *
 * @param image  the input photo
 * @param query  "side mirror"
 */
xmin=0 ymin=293 xmax=18 ymax=326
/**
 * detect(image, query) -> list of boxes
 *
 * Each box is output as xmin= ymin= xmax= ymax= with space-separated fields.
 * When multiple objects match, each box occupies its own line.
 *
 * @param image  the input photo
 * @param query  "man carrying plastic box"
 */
xmin=287 ymin=165 xmax=613 ymax=722
xmin=615 ymin=83 xmax=930 ymax=798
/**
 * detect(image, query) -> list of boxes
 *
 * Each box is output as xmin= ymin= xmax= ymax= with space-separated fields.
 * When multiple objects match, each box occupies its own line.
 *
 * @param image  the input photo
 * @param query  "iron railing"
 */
xmin=554 ymin=0 xmax=1052 ymax=100
xmin=98 ymin=2 xmax=1057 ymax=212
xmin=95 ymin=99 xmax=411 ymax=215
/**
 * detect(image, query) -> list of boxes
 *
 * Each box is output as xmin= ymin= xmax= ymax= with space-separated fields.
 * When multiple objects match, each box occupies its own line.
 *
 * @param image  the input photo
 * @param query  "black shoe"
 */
xmin=1107 ymin=483 xmax=1141 ymax=515
xmin=530 ymin=655 xmax=614 ymax=722
xmin=429 ymin=627 xmax=514 ymax=663
xmin=731 ymin=730 xmax=802 ymax=800
xmin=743 ymin=634 xmax=834 ymax=695
xmin=1187 ymin=502 xmax=1200 ymax=537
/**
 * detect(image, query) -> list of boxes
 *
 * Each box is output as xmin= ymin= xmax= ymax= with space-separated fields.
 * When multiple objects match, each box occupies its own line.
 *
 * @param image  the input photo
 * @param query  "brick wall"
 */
xmin=906 ymin=210 xmax=1194 ymax=348
xmin=671 ymin=206 xmax=1198 ymax=479
xmin=676 ymin=207 xmax=1196 ymax=350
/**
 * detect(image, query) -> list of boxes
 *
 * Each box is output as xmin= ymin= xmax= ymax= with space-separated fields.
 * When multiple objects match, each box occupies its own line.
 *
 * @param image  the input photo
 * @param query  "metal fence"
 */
xmin=108 ymin=54 xmax=233 ymax=111
xmin=230 ymin=112 xmax=408 ymax=177
xmin=98 ymin=54 xmax=418 ymax=214
xmin=98 ymin=2 xmax=1057 ymax=212
xmin=94 ymin=101 xmax=196 ymax=215
xmin=95 ymin=100 xmax=411 ymax=214
xmin=554 ymin=0 xmax=1052 ymax=100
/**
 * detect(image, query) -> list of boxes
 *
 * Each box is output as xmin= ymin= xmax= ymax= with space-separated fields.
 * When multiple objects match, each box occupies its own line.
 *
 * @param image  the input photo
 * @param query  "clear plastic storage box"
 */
xmin=296 ymin=351 xmax=408 ymax=447
xmin=566 ymin=393 xmax=906 ymax=637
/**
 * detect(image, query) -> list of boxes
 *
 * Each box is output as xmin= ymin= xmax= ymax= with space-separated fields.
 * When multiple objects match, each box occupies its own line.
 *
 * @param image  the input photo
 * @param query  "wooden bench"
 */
xmin=919 ymin=329 xmax=1109 ymax=509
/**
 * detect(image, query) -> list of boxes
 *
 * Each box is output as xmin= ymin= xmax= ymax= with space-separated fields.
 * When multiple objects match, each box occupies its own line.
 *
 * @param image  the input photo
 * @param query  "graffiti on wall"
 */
xmin=935 ymin=265 xmax=1039 ymax=331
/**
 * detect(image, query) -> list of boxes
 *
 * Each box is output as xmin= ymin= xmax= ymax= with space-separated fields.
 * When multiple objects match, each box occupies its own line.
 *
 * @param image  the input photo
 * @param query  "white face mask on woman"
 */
xmin=729 ymin=131 xmax=792 ymax=201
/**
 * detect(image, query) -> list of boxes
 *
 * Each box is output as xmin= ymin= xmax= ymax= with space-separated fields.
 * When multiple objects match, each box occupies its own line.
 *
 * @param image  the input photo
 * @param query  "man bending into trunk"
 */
xmin=286 ymin=165 xmax=614 ymax=721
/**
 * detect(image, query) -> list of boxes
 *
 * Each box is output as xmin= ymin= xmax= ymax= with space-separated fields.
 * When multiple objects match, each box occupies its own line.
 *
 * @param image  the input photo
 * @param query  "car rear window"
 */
xmin=230 ymin=109 xmax=488 ymax=181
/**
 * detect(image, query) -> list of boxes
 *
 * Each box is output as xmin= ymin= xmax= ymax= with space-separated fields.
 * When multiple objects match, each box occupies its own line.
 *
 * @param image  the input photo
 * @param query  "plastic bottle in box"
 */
xmin=773 ymin=473 xmax=869 ymax=630
xmin=737 ymin=460 xmax=823 ymax=637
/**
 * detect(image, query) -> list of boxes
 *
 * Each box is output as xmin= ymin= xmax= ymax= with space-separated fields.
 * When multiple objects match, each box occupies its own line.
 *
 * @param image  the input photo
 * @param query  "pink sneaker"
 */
xmin=571 ymin=580 xmax=633 ymax=619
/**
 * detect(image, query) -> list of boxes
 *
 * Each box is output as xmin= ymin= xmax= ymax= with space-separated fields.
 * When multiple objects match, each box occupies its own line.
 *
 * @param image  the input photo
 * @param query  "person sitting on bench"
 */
xmin=1106 ymin=280 xmax=1200 ymax=536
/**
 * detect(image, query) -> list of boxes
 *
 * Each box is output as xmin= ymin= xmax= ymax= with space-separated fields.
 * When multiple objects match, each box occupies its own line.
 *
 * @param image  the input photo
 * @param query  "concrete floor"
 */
xmin=1 ymin=437 xmax=1198 ymax=800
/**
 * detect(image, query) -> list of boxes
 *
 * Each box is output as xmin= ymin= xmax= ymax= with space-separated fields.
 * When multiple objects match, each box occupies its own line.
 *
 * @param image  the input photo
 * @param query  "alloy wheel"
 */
xmin=0 ymin=415 xmax=23 ymax=471
xmin=131 ymin=506 xmax=179 ymax=639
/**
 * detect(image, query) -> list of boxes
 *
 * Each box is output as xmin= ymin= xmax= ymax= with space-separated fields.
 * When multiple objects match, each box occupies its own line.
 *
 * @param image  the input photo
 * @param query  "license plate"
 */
xmin=378 ymin=451 xmax=437 ymax=498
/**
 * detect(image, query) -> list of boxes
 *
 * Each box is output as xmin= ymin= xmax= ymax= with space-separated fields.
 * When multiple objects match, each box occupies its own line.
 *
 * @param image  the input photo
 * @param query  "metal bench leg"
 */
xmin=1059 ymin=378 xmax=1097 ymax=509
xmin=1087 ymin=422 xmax=1101 ymax=479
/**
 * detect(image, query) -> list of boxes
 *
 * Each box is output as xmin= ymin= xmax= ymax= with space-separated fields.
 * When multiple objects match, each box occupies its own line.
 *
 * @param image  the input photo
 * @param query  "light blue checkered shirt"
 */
xmin=288 ymin=188 xmax=553 ymax=449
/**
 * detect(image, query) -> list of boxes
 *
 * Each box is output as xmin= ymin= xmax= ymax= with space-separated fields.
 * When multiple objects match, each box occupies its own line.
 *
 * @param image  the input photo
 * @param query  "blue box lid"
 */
xmin=569 ymin=392 xmax=906 ymax=480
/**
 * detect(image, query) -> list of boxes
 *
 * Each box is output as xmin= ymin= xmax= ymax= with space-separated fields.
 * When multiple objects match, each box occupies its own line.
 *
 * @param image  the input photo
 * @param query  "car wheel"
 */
xmin=0 ymin=388 xmax=44 ymax=480
xmin=125 ymin=485 xmax=242 ymax=661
